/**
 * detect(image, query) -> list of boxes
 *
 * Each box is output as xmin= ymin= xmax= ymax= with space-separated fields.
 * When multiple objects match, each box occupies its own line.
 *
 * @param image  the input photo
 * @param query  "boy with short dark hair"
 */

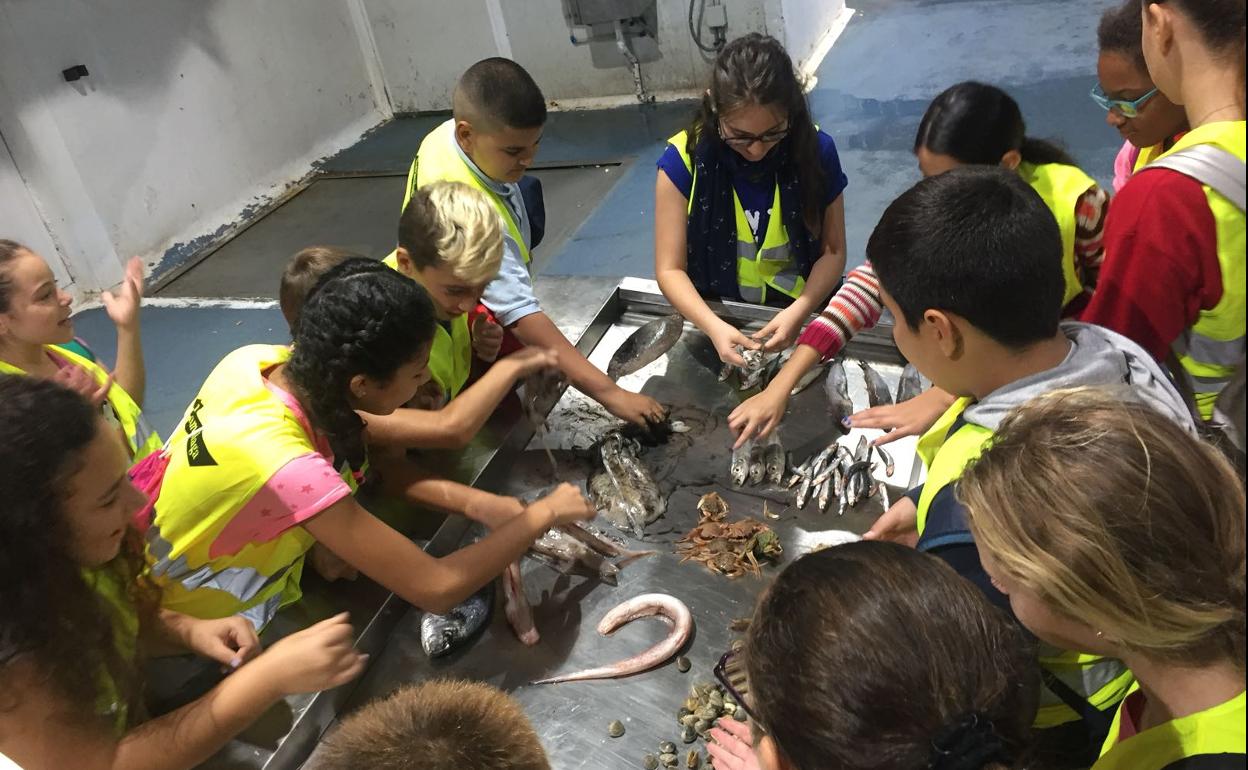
xmin=316 ymin=679 xmax=551 ymax=770
xmin=404 ymin=57 xmax=666 ymax=428
xmin=860 ymin=166 xmax=1193 ymax=749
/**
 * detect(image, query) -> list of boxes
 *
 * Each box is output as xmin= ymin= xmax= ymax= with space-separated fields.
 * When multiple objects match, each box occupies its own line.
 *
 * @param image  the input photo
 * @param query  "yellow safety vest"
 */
xmin=81 ymin=563 xmax=140 ymax=735
xmin=1143 ymin=122 xmax=1246 ymax=421
xmin=1095 ymin=685 xmax=1246 ymax=769
xmin=1017 ymin=161 xmax=1099 ymax=309
xmin=1133 ymin=141 xmax=1171 ymax=173
xmin=144 ymin=345 xmax=358 ymax=631
xmin=0 ymin=344 xmax=162 ymax=463
xmin=668 ymin=130 xmax=807 ymax=305
xmin=404 ymin=119 xmax=531 ymax=264
xmin=915 ymin=398 xmax=1134 ymax=729
xmin=381 ymin=251 xmax=472 ymax=399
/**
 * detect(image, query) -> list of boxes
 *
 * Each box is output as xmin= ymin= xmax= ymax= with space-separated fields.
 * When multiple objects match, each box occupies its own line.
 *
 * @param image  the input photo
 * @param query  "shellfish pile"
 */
xmin=675 ymin=493 xmax=782 ymax=578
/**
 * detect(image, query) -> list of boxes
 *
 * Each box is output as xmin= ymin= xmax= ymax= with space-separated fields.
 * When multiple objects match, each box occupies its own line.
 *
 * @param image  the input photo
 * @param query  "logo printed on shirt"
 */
xmin=183 ymin=398 xmax=218 ymax=467
xmin=744 ymin=209 xmax=762 ymax=235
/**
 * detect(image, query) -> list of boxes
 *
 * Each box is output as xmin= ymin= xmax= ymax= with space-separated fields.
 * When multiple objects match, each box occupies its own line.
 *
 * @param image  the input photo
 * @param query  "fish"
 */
xmin=858 ymin=361 xmax=894 ymax=408
xmin=531 ymin=593 xmax=693 ymax=684
xmin=747 ymin=444 xmax=766 ymax=486
xmin=560 ymin=523 xmax=657 ymax=567
xmin=503 ymin=561 xmax=539 ymax=646
xmin=522 ymin=369 xmax=566 ymax=478
xmin=589 ymin=431 xmax=666 ymax=538
xmin=420 ymin=582 xmax=493 ymax=658
xmin=795 ymin=472 xmax=814 ymax=509
xmin=895 ymin=363 xmax=923 ymax=403
xmin=875 ymin=444 xmax=895 ymax=477
xmin=528 ymin=527 xmax=621 ymax=585
xmin=790 ymin=361 xmax=827 ymax=396
xmin=853 ymin=434 xmax=870 ymax=462
xmin=824 ymin=358 xmax=854 ymax=429
xmin=729 ymin=442 xmax=751 ymax=487
xmin=607 ymin=314 xmax=685 ymax=380
xmin=764 ymin=442 xmax=786 ymax=485
xmin=816 ymin=476 xmax=832 ymax=512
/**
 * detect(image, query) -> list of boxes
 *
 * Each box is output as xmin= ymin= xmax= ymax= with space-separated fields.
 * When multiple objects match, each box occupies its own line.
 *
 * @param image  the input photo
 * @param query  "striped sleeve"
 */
xmin=1074 ymin=185 xmax=1110 ymax=290
xmin=796 ymin=262 xmax=884 ymax=361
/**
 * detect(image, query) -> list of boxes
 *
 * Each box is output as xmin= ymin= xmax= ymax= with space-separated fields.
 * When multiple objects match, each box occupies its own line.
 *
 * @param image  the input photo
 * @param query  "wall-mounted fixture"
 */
xmin=562 ymin=0 xmax=658 ymax=103
xmin=62 ymin=64 xmax=90 ymax=82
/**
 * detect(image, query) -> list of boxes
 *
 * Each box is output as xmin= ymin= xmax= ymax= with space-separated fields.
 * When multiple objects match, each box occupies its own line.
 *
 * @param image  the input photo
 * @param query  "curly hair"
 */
xmin=285 ymin=259 xmax=436 ymax=469
xmin=0 ymin=375 xmax=147 ymax=726
xmin=746 ymin=542 xmax=1038 ymax=770
xmin=686 ymin=33 xmax=826 ymax=232
xmin=398 ymin=181 xmax=504 ymax=286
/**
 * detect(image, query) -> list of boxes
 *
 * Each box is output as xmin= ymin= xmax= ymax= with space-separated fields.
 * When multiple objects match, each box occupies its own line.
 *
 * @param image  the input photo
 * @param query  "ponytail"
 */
xmin=916 ymin=81 xmax=1075 ymax=168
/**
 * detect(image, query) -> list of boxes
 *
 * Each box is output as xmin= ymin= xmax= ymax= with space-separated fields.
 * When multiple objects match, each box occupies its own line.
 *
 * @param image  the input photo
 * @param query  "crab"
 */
xmin=676 ymin=493 xmax=782 ymax=579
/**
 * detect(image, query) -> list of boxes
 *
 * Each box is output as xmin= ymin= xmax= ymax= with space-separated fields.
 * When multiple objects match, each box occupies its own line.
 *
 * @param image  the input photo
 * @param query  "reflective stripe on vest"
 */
xmin=1017 ymin=161 xmax=1098 ymax=309
xmin=1139 ymin=123 xmax=1247 ymax=421
xmin=914 ymin=397 xmax=1133 ymax=729
xmin=669 ymin=130 xmax=806 ymax=304
xmin=406 ymin=119 xmax=531 ymax=264
xmin=145 ymin=345 xmax=352 ymax=629
xmin=0 ymin=346 xmax=162 ymax=463
xmin=382 ymin=252 xmax=473 ymax=398
xmin=1095 ymin=686 xmax=1246 ymax=769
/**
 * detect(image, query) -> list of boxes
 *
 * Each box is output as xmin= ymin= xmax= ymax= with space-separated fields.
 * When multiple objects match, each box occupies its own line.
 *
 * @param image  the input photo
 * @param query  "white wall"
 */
xmin=778 ymin=0 xmax=849 ymax=76
xmin=0 ymin=0 xmax=389 ymax=295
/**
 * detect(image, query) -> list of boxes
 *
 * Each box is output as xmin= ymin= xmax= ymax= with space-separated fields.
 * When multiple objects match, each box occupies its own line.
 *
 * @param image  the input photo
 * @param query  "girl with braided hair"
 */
xmin=0 ymin=376 xmax=366 ymax=770
xmin=140 ymin=259 xmax=593 ymax=633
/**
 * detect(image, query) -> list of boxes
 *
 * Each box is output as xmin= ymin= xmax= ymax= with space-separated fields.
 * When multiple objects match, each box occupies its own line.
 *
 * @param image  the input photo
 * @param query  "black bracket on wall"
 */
xmin=62 ymin=64 xmax=90 ymax=82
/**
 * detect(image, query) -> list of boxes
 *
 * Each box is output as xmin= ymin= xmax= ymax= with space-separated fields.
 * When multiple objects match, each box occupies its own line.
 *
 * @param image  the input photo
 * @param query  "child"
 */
xmin=708 ymin=542 xmax=1038 ymax=770
xmin=858 ymin=167 xmax=1193 ymax=757
xmin=961 ymin=389 xmax=1245 ymax=770
xmin=142 ymin=259 xmax=593 ymax=632
xmin=0 ymin=240 xmax=160 ymax=462
xmin=1082 ymin=0 xmax=1245 ymax=424
xmin=279 ymin=245 xmax=362 ymax=331
xmin=1095 ymin=0 xmax=1188 ymax=193
xmin=405 ymin=57 xmax=665 ymax=428
xmin=730 ymin=82 xmax=1109 ymax=448
xmin=0 ymin=376 xmax=366 ymax=770
xmin=653 ymin=33 xmax=848 ymax=364
xmin=316 ymin=679 xmax=550 ymax=770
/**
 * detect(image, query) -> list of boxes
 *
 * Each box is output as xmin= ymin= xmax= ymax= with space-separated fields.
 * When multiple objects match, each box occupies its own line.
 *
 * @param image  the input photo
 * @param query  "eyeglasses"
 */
xmin=717 ymin=120 xmax=790 ymax=148
xmin=712 ymin=649 xmax=757 ymax=722
xmin=1090 ymin=84 xmax=1158 ymax=118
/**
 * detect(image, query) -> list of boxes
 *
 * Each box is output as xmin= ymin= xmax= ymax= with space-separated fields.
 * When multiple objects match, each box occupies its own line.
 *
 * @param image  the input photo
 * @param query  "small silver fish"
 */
xmin=795 ymin=472 xmax=814 ymax=509
xmin=816 ymin=476 xmax=832 ymax=512
xmin=764 ymin=442 xmax=786 ymax=485
xmin=858 ymin=361 xmax=894 ymax=408
xmin=824 ymin=358 xmax=854 ymax=429
xmin=421 ymin=583 xmax=493 ymax=658
xmin=853 ymin=435 xmax=870 ymax=462
xmin=895 ymin=363 xmax=923 ymax=403
xmin=747 ymin=444 xmax=767 ymax=486
xmin=790 ymin=361 xmax=827 ymax=396
xmin=730 ymin=443 xmax=751 ymax=487
xmin=875 ymin=444 xmax=895 ymax=477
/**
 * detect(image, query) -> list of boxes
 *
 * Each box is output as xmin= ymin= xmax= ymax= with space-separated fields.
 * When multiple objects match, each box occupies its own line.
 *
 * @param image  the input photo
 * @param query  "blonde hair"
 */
xmin=278 ymin=246 xmax=361 ymax=332
xmin=398 ymin=180 xmax=504 ymax=286
xmin=960 ymin=387 xmax=1246 ymax=665
xmin=316 ymin=679 xmax=550 ymax=770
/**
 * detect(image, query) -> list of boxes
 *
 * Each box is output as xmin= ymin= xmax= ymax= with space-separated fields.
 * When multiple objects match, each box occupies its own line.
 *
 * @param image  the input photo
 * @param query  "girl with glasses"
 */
xmin=654 ymin=33 xmax=849 ymax=366
xmin=1095 ymin=0 xmax=1189 ymax=193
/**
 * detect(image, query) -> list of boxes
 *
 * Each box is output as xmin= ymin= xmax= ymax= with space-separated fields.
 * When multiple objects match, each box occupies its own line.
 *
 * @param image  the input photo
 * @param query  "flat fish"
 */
xmin=420 ymin=582 xmax=494 ymax=657
xmin=607 ymin=314 xmax=684 ymax=380
xmin=858 ymin=361 xmax=894 ymax=408
xmin=824 ymin=358 xmax=854 ymax=429
xmin=531 ymin=594 xmax=693 ymax=684
xmin=503 ymin=561 xmax=539 ymax=646
xmin=896 ymin=363 xmax=923 ymax=403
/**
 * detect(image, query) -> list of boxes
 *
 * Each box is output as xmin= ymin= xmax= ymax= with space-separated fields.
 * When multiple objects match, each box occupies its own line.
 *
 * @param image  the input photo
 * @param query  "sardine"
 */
xmin=875 ymin=444 xmax=895 ymax=477
xmin=824 ymin=358 xmax=854 ymax=429
xmin=795 ymin=472 xmax=814 ymax=509
xmin=853 ymin=434 xmax=870 ymax=462
xmin=747 ymin=444 xmax=766 ymax=486
xmin=764 ymin=442 xmax=786 ymax=485
xmin=730 ymin=442 xmax=751 ymax=487
xmin=895 ymin=363 xmax=923 ymax=403
xmin=607 ymin=314 xmax=685 ymax=380
xmin=816 ymin=476 xmax=831 ymax=512
xmin=503 ymin=562 xmax=539 ymax=646
xmin=532 ymin=594 xmax=694 ymax=684
xmin=859 ymin=361 xmax=894 ymax=408
xmin=421 ymin=582 xmax=493 ymax=657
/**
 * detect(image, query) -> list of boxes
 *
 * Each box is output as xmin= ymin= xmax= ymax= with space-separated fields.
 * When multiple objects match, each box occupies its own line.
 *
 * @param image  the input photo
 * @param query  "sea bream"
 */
xmin=824 ymin=357 xmax=854 ymax=429
xmin=420 ymin=582 xmax=493 ymax=657
xmin=607 ymin=314 xmax=685 ymax=380
xmin=858 ymin=361 xmax=894 ymax=408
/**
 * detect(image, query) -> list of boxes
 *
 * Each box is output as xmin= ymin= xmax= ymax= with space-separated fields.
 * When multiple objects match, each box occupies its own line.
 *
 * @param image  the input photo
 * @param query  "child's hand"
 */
xmin=710 ymin=322 xmax=759 ymax=367
xmin=863 ymin=496 xmax=919 ymax=546
xmin=53 ymin=364 xmax=112 ymax=407
xmin=602 ymin=388 xmax=667 ymax=427
xmin=728 ymin=386 xmax=788 ymax=449
xmin=847 ymin=386 xmax=955 ymax=446
xmin=407 ymin=379 xmax=446 ymax=411
xmin=308 ymin=542 xmax=359 ymax=582
xmin=102 ymin=256 xmax=145 ymax=332
xmin=258 ymin=613 xmax=367 ymax=696
xmin=471 ymin=314 xmax=505 ymax=363
xmin=184 ymin=616 xmax=261 ymax=669
xmin=752 ymin=305 xmax=803 ymax=352
xmin=707 ymin=718 xmax=763 ymax=770
xmin=535 ymin=483 xmax=595 ymax=527
xmin=504 ymin=346 xmax=559 ymax=381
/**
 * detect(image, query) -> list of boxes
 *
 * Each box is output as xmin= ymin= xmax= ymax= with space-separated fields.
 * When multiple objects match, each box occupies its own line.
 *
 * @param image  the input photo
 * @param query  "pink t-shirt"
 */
xmin=207 ymin=377 xmax=353 ymax=558
xmin=1112 ymin=139 xmax=1142 ymax=194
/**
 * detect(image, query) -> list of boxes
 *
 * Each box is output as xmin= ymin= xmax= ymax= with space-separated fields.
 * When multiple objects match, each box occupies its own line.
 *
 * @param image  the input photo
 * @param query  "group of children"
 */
xmin=0 ymin=0 xmax=1243 ymax=768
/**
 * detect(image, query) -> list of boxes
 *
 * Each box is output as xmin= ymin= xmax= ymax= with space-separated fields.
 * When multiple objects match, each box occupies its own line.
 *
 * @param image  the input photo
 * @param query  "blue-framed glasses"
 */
xmin=1090 ymin=84 xmax=1158 ymax=118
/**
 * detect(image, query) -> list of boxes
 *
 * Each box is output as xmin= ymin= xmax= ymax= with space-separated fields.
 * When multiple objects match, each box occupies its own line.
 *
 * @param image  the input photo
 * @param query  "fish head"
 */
xmin=730 ymin=454 xmax=749 ymax=486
